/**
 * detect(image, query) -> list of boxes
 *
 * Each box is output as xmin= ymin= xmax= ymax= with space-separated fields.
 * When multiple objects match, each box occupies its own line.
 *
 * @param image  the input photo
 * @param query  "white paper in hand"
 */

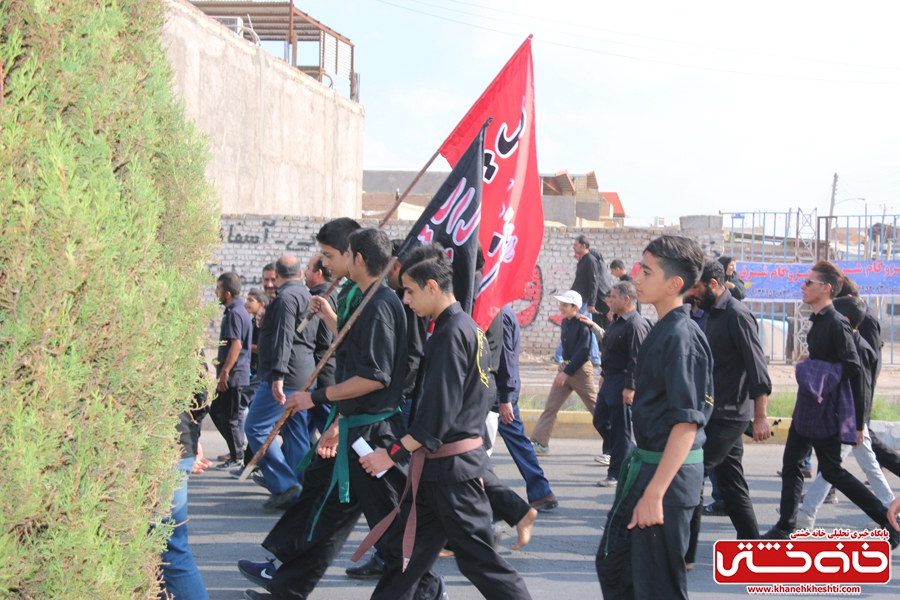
xmin=351 ymin=437 xmax=388 ymax=478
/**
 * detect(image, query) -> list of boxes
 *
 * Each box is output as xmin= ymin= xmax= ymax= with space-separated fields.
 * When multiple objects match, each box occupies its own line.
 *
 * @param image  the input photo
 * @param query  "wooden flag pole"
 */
xmin=294 ymin=149 xmax=441 ymax=335
xmin=239 ymin=256 xmax=398 ymax=481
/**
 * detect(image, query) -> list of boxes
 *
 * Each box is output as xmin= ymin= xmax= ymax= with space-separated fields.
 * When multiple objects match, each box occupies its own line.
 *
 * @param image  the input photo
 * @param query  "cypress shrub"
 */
xmin=0 ymin=0 xmax=219 ymax=597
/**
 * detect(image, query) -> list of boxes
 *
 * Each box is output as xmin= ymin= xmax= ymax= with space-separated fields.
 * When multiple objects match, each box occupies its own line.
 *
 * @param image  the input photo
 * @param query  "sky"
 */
xmin=277 ymin=0 xmax=900 ymax=223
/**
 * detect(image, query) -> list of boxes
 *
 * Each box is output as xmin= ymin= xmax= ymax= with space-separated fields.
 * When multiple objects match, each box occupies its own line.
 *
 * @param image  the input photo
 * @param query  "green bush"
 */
xmin=0 ymin=1 xmax=219 ymax=597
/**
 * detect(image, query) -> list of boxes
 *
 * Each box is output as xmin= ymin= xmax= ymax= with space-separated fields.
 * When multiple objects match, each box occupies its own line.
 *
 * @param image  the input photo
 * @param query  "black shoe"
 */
xmin=702 ymin=502 xmax=729 ymax=517
xmin=530 ymin=493 xmax=559 ymax=512
xmin=889 ymin=528 xmax=900 ymax=551
xmin=761 ymin=525 xmax=794 ymax=540
xmin=243 ymin=591 xmax=275 ymax=600
xmin=262 ymin=485 xmax=301 ymax=510
xmin=776 ymin=469 xmax=812 ymax=479
xmin=823 ymin=488 xmax=838 ymax=504
xmin=345 ymin=555 xmax=385 ymax=579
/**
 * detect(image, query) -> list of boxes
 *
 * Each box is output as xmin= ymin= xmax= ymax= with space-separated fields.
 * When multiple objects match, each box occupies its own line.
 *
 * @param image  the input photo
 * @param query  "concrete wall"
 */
xmin=207 ymin=215 xmax=725 ymax=354
xmin=162 ymin=0 xmax=364 ymax=218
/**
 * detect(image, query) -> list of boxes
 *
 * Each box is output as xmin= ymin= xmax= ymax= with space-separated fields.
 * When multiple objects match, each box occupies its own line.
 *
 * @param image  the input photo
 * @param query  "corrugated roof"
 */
xmin=600 ymin=192 xmax=626 ymax=217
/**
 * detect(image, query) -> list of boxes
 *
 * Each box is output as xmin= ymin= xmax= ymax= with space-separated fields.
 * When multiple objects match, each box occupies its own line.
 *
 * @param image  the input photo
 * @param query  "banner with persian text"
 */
xmin=737 ymin=261 xmax=900 ymax=300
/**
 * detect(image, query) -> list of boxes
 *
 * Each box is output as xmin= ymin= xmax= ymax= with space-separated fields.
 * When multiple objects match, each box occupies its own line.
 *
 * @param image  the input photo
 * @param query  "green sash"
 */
xmin=603 ymin=446 xmax=704 ymax=556
xmin=299 ymin=406 xmax=401 ymax=540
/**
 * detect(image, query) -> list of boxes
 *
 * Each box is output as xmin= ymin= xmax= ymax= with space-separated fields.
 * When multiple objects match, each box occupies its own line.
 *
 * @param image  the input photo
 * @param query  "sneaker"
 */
xmin=230 ymin=464 xmax=254 ymax=479
xmin=761 ymin=525 xmax=794 ymax=540
xmin=702 ymin=502 xmax=729 ymax=517
xmin=262 ymin=484 xmax=301 ymax=510
xmin=238 ymin=558 xmax=276 ymax=589
xmin=596 ymin=477 xmax=617 ymax=488
xmin=823 ymin=488 xmax=838 ymax=504
xmin=216 ymin=458 xmax=243 ymax=470
xmin=532 ymin=442 xmax=549 ymax=456
xmin=250 ymin=471 xmax=268 ymax=489
xmin=593 ymin=454 xmax=611 ymax=466
xmin=345 ymin=554 xmax=385 ymax=579
xmin=439 ymin=574 xmax=450 ymax=600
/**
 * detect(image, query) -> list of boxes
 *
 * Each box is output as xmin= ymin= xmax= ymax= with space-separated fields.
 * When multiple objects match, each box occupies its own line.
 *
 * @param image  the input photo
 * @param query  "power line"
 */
xmin=375 ymin=0 xmax=900 ymax=85
xmin=441 ymin=0 xmax=900 ymax=72
xmin=399 ymin=0 xmax=884 ymax=75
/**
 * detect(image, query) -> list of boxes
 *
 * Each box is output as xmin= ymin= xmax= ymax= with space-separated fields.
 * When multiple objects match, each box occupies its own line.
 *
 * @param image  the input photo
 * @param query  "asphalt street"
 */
xmin=187 ymin=431 xmax=900 ymax=599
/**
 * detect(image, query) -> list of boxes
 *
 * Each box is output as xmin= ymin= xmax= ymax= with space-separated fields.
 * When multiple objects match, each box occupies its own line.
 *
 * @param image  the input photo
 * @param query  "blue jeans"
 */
xmin=497 ymin=397 xmax=553 ymax=503
xmin=244 ymin=381 xmax=309 ymax=493
xmin=160 ymin=457 xmax=209 ymax=600
xmin=554 ymin=303 xmax=601 ymax=364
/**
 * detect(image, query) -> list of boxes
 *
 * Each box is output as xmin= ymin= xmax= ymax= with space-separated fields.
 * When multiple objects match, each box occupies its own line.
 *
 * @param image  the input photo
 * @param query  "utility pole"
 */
xmin=828 ymin=172 xmax=838 ymax=217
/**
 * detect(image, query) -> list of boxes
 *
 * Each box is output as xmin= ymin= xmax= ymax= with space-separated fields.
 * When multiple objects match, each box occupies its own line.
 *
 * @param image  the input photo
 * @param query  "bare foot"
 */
xmin=438 ymin=549 xmax=455 ymax=558
xmin=685 ymin=563 xmax=694 ymax=571
xmin=512 ymin=508 xmax=538 ymax=550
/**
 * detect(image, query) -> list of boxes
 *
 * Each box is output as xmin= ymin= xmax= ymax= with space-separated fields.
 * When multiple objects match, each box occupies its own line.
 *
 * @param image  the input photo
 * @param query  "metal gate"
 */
xmin=723 ymin=210 xmax=898 ymax=365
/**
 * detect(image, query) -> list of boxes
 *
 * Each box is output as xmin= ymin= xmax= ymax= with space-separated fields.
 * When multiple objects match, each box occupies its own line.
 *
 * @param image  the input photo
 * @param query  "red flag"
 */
xmin=439 ymin=36 xmax=543 ymax=331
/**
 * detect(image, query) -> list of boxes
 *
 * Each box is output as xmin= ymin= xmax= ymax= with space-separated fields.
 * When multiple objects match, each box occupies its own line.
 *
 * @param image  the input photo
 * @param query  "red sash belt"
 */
xmin=351 ymin=436 xmax=484 ymax=571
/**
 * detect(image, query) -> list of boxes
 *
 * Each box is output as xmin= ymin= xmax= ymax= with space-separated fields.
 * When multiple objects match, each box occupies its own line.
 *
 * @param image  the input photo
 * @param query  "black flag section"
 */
xmin=396 ymin=122 xmax=489 ymax=314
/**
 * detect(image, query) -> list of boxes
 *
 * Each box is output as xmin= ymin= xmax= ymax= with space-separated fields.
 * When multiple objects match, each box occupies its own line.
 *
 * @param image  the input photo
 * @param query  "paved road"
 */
xmin=188 ymin=432 xmax=900 ymax=599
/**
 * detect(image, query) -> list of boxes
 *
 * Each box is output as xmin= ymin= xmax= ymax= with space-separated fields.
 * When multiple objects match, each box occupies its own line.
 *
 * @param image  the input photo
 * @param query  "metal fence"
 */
xmin=723 ymin=210 xmax=898 ymax=365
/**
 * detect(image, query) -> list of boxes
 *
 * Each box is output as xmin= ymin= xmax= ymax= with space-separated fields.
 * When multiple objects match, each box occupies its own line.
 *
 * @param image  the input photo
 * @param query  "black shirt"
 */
xmin=309 ymin=282 xmax=338 ymax=388
xmin=399 ymin=288 xmax=429 ymax=401
xmin=631 ymin=305 xmax=714 ymax=507
xmin=217 ymin=299 xmax=253 ymax=387
xmin=571 ymin=250 xmax=600 ymax=306
xmin=559 ymin=315 xmax=592 ymax=375
xmin=495 ymin=306 xmax=521 ymax=405
xmin=807 ymin=303 xmax=860 ymax=381
xmin=408 ymin=302 xmax=492 ymax=484
xmin=335 ymin=281 xmax=408 ymax=417
xmin=601 ymin=309 xmax=651 ymax=390
xmin=257 ymin=280 xmax=317 ymax=389
xmin=852 ymin=332 xmax=877 ymax=426
xmin=725 ymin=273 xmax=747 ymax=301
xmin=859 ymin=304 xmax=882 ymax=378
xmin=704 ymin=290 xmax=772 ymax=422
xmin=249 ymin=318 xmax=260 ymax=376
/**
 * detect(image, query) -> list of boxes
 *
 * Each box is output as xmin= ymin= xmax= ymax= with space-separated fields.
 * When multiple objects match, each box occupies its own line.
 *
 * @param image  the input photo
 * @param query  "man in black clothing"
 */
xmin=763 ymin=261 xmax=899 ymax=546
xmin=243 ymin=257 xmax=317 ymax=509
xmin=590 ymin=281 xmax=651 ymax=488
xmin=595 ymin=235 xmax=713 ymax=600
xmin=838 ymin=276 xmax=883 ymax=381
xmin=240 ymin=228 xmax=442 ymax=600
xmin=210 ymin=272 xmax=254 ymax=470
xmin=358 ymin=244 xmax=532 ymax=600
xmin=303 ymin=253 xmax=337 ymax=439
xmin=684 ymin=259 xmax=772 ymax=566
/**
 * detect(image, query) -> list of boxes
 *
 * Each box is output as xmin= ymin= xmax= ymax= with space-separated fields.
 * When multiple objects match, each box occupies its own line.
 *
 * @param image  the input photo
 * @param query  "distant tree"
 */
xmin=0 ymin=0 xmax=219 ymax=597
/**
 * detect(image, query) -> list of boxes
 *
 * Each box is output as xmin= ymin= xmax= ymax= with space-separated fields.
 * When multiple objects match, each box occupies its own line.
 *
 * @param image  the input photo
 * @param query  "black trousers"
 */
xmin=262 ymin=452 xmax=441 ymax=600
xmin=483 ymin=465 xmax=532 ymax=527
xmin=209 ymin=386 xmax=244 ymax=461
xmin=871 ymin=431 xmax=900 ymax=478
xmin=596 ymin=487 xmax=693 ymax=600
xmin=373 ymin=478 xmax=532 ymax=600
xmin=776 ymin=423 xmax=890 ymax=530
xmin=686 ymin=419 xmax=758 ymax=563
xmin=593 ymin=373 xmax=635 ymax=480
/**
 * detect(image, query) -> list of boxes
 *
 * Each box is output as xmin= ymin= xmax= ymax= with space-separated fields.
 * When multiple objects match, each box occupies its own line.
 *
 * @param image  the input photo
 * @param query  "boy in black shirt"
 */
xmin=595 ymin=235 xmax=713 ymax=600
xmin=358 ymin=244 xmax=532 ymax=600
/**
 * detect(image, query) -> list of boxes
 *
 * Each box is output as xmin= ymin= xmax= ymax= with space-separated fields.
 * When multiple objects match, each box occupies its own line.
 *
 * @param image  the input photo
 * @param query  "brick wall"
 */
xmin=207 ymin=215 xmax=725 ymax=354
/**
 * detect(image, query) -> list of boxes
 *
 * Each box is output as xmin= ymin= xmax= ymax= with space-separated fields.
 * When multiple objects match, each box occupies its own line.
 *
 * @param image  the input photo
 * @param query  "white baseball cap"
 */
xmin=554 ymin=290 xmax=582 ymax=306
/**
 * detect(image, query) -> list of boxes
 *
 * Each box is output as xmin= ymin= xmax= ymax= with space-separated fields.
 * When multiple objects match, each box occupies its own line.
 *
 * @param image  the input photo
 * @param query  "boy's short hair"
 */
xmin=316 ymin=217 xmax=361 ymax=254
xmin=217 ymin=272 xmax=242 ymax=298
xmin=833 ymin=296 xmax=867 ymax=330
xmin=643 ymin=235 xmax=705 ymax=294
xmin=811 ymin=260 xmax=844 ymax=299
xmin=246 ymin=288 xmax=267 ymax=305
xmin=837 ymin=276 xmax=860 ymax=298
xmin=609 ymin=259 xmax=625 ymax=271
xmin=399 ymin=244 xmax=454 ymax=293
xmin=347 ymin=228 xmax=392 ymax=276
xmin=699 ymin=258 xmax=726 ymax=287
